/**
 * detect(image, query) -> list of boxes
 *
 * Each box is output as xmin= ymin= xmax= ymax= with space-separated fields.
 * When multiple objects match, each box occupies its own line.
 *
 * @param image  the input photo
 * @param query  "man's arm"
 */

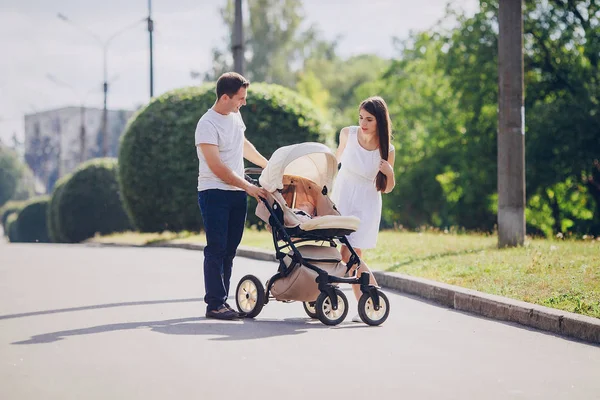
xmin=243 ymin=138 xmax=268 ymax=169
xmin=198 ymin=143 xmax=268 ymax=200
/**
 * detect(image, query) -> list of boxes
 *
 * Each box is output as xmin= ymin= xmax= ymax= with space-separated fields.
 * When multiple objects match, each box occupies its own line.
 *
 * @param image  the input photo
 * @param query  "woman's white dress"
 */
xmin=331 ymin=126 xmax=393 ymax=249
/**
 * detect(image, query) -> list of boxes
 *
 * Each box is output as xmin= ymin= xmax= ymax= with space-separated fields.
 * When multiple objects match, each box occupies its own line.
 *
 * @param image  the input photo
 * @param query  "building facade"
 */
xmin=24 ymin=107 xmax=134 ymax=193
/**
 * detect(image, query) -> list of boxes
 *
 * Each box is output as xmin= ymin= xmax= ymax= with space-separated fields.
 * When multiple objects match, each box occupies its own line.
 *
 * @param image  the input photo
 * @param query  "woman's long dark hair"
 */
xmin=359 ymin=96 xmax=392 ymax=192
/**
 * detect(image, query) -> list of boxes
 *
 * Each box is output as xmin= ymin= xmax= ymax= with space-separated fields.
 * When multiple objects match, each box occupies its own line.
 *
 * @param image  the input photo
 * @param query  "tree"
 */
xmin=205 ymin=0 xmax=335 ymax=87
xmin=0 ymin=145 xmax=35 ymax=208
xmin=0 ymin=146 xmax=20 ymax=207
xmin=442 ymin=0 xmax=600 ymax=235
xmin=359 ymin=0 xmax=600 ymax=235
xmin=302 ymin=54 xmax=390 ymax=128
xmin=355 ymin=33 xmax=474 ymax=229
xmin=523 ymin=0 xmax=600 ymax=235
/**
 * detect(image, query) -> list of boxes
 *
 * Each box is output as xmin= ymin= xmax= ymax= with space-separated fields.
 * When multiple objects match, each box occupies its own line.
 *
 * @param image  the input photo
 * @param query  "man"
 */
xmin=195 ymin=72 xmax=269 ymax=320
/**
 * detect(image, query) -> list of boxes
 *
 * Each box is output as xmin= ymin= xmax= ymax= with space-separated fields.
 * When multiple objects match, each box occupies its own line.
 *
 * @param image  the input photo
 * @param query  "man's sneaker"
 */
xmin=206 ymin=305 xmax=240 ymax=320
xmin=225 ymin=302 xmax=247 ymax=318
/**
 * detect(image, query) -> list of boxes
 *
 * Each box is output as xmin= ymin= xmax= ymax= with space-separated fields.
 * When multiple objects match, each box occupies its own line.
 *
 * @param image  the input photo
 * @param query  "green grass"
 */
xmin=374 ymin=232 xmax=600 ymax=319
xmin=88 ymin=229 xmax=600 ymax=318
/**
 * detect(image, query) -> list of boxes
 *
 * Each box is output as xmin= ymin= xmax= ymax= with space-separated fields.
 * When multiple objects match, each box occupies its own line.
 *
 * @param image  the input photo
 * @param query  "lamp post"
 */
xmin=57 ymin=13 xmax=145 ymax=157
xmin=232 ymin=0 xmax=244 ymax=75
xmin=148 ymin=0 xmax=154 ymax=98
xmin=497 ymin=0 xmax=525 ymax=247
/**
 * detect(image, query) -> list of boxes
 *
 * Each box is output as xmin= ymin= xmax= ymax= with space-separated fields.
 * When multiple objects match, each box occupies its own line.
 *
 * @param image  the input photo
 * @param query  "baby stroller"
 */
xmin=235 ymin=142 xmax=390 ymax=326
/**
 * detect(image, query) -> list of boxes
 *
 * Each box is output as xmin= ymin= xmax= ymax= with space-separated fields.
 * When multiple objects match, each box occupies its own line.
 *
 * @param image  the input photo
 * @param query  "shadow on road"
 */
xmin=12 ymin=315 xmax=366 ymax=345
xmin=0 ymin=298 xmax=204 ymax=321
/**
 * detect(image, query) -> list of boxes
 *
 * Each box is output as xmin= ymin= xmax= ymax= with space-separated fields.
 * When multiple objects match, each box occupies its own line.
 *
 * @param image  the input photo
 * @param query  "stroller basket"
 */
xmin=270 ymin=245 xmax=347 ymax=302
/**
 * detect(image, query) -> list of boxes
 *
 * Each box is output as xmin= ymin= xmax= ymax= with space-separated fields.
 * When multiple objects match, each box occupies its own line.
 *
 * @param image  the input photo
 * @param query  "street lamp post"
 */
xmin=57 ymin=13 xmax=145 ymax=157
xmin=497 ymin=0 xmax=525 ymax=247
xmin=233 ymin=0 xmax=244 ymax=75
xmin=148 ymin=0 xmax=154 ymax=98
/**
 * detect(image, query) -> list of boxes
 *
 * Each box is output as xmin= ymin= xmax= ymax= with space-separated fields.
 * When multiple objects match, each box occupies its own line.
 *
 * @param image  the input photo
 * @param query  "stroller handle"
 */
xmin=244 ymin=167 xmax=263 ymax=176
xmin=244 ymin=167 xmax=263 ymax=186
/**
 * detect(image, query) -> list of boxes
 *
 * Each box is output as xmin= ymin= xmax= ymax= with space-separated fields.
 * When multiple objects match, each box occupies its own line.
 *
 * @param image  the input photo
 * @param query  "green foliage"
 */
xmin=313 ymin=55 xmax=390 ymax=118
xmin=437 ymin=0 xmax=600 ymax=235
xmin=522 ymin=0 xmax=600 ymax=235
xmin=527 ymin=177 xmax=596 ymax=238
xmin=13 ymin=196 xmax=50 ymax=243
xmin=118 ymin=83 xmax=330 ymax=232
xmin=1 ymin=200 xmax=27 ymax=232
xmin=0 ymin=147 xmax=21 ymax=207
xmin=57 ymin=158 xmax=132 ymax=243
xmin=46 ymin=174 xmax=72 ymax=243
xmin=206 ymin=0 xmax=334 ymax=87
xmin=0 ymin=146 xmax=35 ymax=207
xmin=365 ymin=0 xmax=600 ymax=235
xmin=301 ymin=54 xmax=390 ymax=140
xmin=296 ymin=70 xmax=330 ymax=113
xmin=6 ymin=213 xmax=19 ymax=242
xmin=355 ymin=32 xmax=483 ymax=230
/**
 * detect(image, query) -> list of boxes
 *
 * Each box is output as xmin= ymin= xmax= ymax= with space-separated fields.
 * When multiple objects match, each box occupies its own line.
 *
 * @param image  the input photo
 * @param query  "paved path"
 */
xmin=0 ymin=244 xmax=598 ymax=399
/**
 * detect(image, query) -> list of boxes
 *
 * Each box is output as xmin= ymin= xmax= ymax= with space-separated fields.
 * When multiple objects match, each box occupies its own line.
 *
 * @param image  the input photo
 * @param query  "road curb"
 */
xmin=372 ymin=270 xmax=600 ymax=345
xmin=89 ymin=240 xmax=600 ymax=345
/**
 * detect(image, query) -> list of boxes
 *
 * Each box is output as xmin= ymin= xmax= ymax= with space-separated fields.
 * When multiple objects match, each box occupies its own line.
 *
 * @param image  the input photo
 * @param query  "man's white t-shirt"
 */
xmin=195 ymin=108 xmax=246 ymax=192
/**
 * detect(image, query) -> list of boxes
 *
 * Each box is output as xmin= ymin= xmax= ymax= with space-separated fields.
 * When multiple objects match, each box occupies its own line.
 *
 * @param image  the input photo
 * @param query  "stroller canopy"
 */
xmin=259 ymin=142 xmax=338 ymax=193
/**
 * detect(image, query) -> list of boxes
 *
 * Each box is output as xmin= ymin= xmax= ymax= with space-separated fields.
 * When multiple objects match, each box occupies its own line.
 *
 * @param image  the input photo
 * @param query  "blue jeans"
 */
xmin=198 ymin=189 xmax=247 ymax=312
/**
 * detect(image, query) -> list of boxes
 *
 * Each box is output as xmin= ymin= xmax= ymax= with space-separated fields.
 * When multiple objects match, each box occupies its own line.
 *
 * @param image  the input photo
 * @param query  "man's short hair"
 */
xmin=216 ymin=72 xmax=250 ymax=99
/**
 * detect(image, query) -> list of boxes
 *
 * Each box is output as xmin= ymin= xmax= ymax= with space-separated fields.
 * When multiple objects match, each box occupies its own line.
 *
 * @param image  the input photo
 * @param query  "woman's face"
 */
xmin=359 ymin=108 xmax=377 ymax=137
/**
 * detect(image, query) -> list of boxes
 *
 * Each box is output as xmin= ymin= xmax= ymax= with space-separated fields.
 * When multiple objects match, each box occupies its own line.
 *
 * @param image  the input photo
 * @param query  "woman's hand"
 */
xmin=379 ymin=159 xmax=394 ymax=176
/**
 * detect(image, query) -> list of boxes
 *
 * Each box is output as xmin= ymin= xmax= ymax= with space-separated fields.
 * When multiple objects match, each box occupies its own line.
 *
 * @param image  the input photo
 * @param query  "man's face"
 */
xmin=227 ymin=86 xmax=247 ymax=113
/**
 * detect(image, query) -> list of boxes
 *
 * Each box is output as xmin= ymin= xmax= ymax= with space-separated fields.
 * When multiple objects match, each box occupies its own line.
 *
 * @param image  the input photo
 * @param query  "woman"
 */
xmin=331 ymin=96 xmax=395 ymax=322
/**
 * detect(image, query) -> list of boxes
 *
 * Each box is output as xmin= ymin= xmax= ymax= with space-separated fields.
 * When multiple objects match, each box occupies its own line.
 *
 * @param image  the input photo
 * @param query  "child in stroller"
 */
xmin=234 ymin=142 xmax=390 ymax=326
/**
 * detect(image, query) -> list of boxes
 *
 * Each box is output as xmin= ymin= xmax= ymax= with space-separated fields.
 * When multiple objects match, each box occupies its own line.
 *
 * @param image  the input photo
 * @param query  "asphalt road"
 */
xmin=1 ymin=243 xmax=599 ymax=400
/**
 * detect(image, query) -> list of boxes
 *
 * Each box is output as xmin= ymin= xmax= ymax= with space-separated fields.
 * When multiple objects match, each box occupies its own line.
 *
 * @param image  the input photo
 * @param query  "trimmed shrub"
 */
xmin=6 ymin=213 xmax=19 ymax=242
xmin=57 ymin=158 xmax=132 ymax=243
xmin=14 ymin=196 xmax=50 ymax=243
xmin=47 ymin=174 xmax=72 ymax=243
xmin=0 ymin=146 xmax=35 ymax=207
xmin=119 ymin=82 xmax=331 ymax=232
xmin=1 ymin=200 xmax=27 ymax=233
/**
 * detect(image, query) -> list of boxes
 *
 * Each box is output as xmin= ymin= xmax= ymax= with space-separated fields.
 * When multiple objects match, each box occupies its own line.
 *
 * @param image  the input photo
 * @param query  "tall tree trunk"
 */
xmin=586 ymin=159 xmax=600 ymax=234
xmin=545 ymin=188 xmax=562 ymax=235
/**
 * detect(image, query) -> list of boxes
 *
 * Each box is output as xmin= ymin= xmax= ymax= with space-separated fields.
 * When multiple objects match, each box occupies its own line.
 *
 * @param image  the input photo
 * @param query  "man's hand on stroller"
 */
xmin=246 ymin=183 xmax=269 ymax=202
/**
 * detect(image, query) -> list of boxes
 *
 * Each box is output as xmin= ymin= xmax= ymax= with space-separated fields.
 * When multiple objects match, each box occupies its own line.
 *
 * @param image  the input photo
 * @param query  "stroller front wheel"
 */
xmin=315 ymin=288 xmax=348 ymax=326
xmin=358 ymin=290 xmax=390 ymax=326
xmin=235 ymin=275 xmax=266 ymax=318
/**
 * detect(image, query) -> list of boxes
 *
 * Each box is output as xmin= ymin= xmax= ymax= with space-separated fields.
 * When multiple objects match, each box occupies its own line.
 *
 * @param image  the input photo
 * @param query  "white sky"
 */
xmin=0 ymin=0 xmax=478 ymax=144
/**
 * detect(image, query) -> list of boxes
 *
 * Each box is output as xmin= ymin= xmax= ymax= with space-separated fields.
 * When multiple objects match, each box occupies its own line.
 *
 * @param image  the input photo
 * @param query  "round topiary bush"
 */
xmin=14 ymin=196 xmax=50 ymax=243
xmin=47 ymin=174 xmax=72 ymax=243
xmin=56 ymin=158 xmax=132 ymax=243
xmin=6 ymin=212 xmax=19 ymax=242
xmin=118 ymin=82 xmax=332 ymax=232
xmin=1 ymin=200 xmax=27 ymax=231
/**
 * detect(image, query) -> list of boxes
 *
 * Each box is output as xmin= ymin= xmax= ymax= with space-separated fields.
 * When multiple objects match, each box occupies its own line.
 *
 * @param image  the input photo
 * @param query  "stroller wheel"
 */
xmin=235 ymin=275 xmax=266 ymax=318
xmin=358 ymin=290 xmax=390 ymax=326
xmin=315 ymin=289 xmax=348 ymax=326
xmin=302 ymin=301 xmax=318 ymax=319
